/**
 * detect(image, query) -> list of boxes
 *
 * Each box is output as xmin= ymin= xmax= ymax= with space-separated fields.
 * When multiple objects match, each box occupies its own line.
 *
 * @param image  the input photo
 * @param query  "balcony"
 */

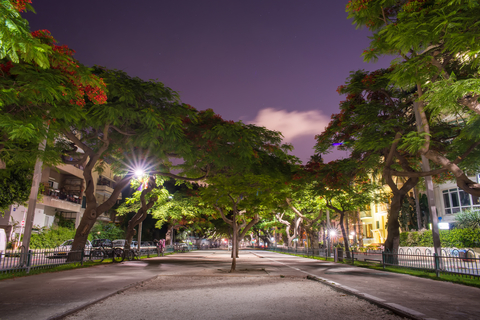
xmin=96 ymin=184 xmax=114 ymax=196
xmin=360 ymin=211 xmax=372 ymax=219
xmin=55 ymin=164 xmax=84 ymax=179
xmin=40 ymin=195 xmax=81 ymax=212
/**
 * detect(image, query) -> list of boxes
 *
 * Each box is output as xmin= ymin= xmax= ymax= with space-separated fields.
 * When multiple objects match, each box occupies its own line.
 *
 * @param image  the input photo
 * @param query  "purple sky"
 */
xmin=25 ymin=1 xmax=391 ymax=163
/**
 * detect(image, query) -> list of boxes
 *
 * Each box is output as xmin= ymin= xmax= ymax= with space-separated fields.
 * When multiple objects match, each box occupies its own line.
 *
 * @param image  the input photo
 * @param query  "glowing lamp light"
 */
xmin=329 ymin=230 xmax=337 ymax=236
xmin=332 ymin=142 xmax=344 ymax=146
xmin=134 ymin=169 xmax=145 ymax=178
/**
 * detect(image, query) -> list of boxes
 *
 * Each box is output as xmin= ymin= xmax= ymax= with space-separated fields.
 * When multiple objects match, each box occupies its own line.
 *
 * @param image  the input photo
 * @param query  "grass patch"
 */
xmin=0 ymin=251 xmax=180 ymax=281
xmin=269 ymin=250 xmax=480 ymax=288
xmin=0 ymin=260 xmax=107 ymax=281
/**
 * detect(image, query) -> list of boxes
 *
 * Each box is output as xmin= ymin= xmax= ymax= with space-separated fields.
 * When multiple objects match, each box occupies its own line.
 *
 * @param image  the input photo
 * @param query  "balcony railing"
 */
xmin=360 ymin=211 xmax=372 ymax=218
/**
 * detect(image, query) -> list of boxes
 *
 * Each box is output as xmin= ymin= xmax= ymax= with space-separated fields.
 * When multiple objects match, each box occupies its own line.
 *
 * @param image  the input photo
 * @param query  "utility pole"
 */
xmin=137 ymin=222 xmax=142 ymax=251
xmin=20 ymin=137 xmax=47 ymax=265
xmin=414 ymin=102 xmax=441 ymax=257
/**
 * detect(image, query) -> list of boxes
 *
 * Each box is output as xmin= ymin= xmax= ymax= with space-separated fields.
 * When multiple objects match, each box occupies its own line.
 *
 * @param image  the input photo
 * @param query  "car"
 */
xmin=141 ymin=241 xmax=154 ymax=248
xmin=112 ymin=239 xmax=142 ymax=248
xmin=0 ymin=228 xmax=6 ymax=263
xmin=91 ymin=239 xmax=113 ymax=248
xmin=50 ymin=239 xmax=92 ymax=258
xmin=112 ymin=239 xmax=128 ymax=248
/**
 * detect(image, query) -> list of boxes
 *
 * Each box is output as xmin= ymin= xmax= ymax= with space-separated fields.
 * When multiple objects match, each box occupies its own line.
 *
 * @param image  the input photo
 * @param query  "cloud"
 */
xmin=249 ymin=108 xmax=330 ymax=142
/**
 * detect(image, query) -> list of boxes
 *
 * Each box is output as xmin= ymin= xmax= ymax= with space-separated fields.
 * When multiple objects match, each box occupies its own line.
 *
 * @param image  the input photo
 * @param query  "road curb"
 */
xmin=46 ymin=275 xmax=159 ymax=320
xmin=306 ymin=275 xmax=424 ymax=320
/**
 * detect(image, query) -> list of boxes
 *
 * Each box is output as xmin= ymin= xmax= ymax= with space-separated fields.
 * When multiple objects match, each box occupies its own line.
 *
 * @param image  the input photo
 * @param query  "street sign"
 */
xmin=21 ymin=220 xmax=25 ymax=227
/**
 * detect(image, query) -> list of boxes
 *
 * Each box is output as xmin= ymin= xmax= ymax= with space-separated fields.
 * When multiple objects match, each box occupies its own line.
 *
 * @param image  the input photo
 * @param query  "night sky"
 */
xmin=24 ymin=1 xmax=391 ymax=163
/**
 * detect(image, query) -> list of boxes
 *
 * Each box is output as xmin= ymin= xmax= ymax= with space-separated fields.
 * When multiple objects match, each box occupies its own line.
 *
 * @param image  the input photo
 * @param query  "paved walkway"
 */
xmin=0 ymin=250 xmax=479 ymax=320
xmin=252 ymin=251 xmax=480 ymax=320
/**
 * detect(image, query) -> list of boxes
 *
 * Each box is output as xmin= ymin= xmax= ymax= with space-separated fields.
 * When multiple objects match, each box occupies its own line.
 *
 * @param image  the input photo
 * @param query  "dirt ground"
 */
xmin=65 ymin=275 xmax=405 ymax=320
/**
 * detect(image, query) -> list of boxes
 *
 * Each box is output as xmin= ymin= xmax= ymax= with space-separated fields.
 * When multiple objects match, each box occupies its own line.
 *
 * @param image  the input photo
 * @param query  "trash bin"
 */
xmin=335 ymin=248 xmax=344 ymax=262
xmin=459 ymin=250 xmax=473 ymax=262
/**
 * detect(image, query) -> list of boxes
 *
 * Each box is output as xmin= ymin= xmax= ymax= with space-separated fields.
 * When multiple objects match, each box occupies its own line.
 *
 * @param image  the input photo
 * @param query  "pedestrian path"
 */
xmin=1 ymin=250 xmax=479 ymax=320
xmin=253 ymin=250 xmax=480 ymax=320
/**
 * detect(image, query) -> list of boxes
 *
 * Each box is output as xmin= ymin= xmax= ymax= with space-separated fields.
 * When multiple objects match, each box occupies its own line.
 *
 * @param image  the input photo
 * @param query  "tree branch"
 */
xmin=215 ymin=206 xmax=233 ymax=225
xmin=111 ymin=125 xmax=136 ymax=136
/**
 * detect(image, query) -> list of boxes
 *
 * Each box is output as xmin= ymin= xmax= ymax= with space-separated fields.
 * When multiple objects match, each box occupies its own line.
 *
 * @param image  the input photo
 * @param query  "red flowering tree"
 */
xmin=315 ymin=68 xmax=479 ymax=253
xmin=0 ymin=0 xmax=50 ymax=67
xmin=346 ymin=0 xmax=480 ymax=197
xmin=1 ymin=23 xmax=106 ymax=168
xmin=62 ymin=67 xmax=202 ymax=255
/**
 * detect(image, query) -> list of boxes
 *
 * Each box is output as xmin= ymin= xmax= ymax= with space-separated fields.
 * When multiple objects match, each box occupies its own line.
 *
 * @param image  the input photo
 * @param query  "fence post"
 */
xmin=382 ymin=251 xmax=385 ymax=270
xmin=351 ymin=250 xmax=354 ymax=265
xmin=27 ymin=250 xmax=32 ymax=274
xmin=81 ymin=249 xmax=84 ymax=266
xmin=434 ymin=253 xmax=440 ymax=278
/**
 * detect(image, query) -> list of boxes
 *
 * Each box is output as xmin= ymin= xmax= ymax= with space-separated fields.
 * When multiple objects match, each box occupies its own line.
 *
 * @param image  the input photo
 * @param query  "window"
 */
xmin=442 ymin=187 xmax=480 ymax=214
xmin=365 ymin=224 xmax=373 ymax=238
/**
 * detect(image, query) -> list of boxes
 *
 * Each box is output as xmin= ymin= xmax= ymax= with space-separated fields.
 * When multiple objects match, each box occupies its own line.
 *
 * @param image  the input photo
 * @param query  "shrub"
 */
xmin=400 ymin=228 xmax=480 ymax=248
xmin=456 ymin=209 xmax=480 ymax=229
xmin=30 ymin=226 xmax=76 ymax=249
xmin=91 ymin=223 xmax=125 ymax=240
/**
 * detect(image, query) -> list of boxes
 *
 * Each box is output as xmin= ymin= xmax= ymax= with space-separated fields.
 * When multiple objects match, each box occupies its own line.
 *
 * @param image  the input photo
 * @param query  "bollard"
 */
xmin=434 ymin=253 xmax=440 ymax=278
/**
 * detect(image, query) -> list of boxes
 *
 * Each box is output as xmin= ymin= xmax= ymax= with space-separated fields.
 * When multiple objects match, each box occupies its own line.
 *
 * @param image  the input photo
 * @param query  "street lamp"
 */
xmin=134 ymin=168 xmax=145 ymax=178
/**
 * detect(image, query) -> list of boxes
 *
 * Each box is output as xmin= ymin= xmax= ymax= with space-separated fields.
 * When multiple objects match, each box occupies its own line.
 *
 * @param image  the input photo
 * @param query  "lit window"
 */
xmin=442 ymin=187 xmax=480 ymax=214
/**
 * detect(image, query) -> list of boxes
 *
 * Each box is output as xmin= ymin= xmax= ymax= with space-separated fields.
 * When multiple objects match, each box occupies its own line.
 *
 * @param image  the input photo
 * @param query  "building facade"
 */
xmin=0 ymin=162 xmax=121 ymax=243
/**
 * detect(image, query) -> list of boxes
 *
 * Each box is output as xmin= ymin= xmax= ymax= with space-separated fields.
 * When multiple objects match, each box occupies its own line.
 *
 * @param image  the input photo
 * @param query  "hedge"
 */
xmin=400 ymin=228 xmax=480 ymax=248
xmin=30 ymin=226 xmax=77 ymax=249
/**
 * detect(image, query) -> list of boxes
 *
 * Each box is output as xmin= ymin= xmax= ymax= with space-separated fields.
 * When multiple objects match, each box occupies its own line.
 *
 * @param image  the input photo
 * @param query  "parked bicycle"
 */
xmin=90 ymin=239 xmax=124 ymax=263
xmin=124 ymin=248 xmax=139 ymax=261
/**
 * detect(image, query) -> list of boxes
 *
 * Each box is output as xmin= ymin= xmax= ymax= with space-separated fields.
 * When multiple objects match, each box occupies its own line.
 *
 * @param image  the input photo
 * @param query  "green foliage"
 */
xmin=0 ymin=0 xmax=51 ymax=67
xmin=399 ymin=195 xmax=418 ymax=231
xmin=456 ymin=209 xmax=480 ymax=230
xmin=30 ymin=226 xmax=76 ymax=249
xmin=400 ymin=228 xmax=480 ymax=248
xmin=0 ymin=164 xmax=32 ymax=210
xmin=91 ymin=223 xmax=125 ymax=240
xmin=55 ymin=213 xmax=75 ymax=229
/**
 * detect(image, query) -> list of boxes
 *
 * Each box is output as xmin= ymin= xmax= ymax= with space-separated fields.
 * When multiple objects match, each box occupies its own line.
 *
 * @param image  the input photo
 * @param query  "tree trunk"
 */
xmin=231 ymin=211 xmax=237 ymax=272
xmin=308 ymin=229 xmax=319 ymax=254
xmin=356 ymin=210 xmax=363 ymax=248
xmin=338 ymin=211 xmax=351 ymax=259
xmin=384 ymin=193 xmax=403 ymax=255
xmin=345 ymin=214 xmax=350 ymax=247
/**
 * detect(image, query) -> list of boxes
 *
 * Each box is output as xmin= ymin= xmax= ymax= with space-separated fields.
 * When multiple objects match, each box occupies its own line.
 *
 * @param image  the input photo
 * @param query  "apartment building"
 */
xmin=0 ymin=162 xmax=121 ymax=242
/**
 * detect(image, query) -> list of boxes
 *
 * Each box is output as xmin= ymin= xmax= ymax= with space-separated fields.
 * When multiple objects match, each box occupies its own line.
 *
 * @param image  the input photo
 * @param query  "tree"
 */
xmin=275 ymin=179 xmax=325 ymax=251
xmin=300 ymin=158 xmax=384 ymax=257
xmin=0 ymin=0 xmax=50 ymax=68
xmin=286 ymin=198 xmax=324 ymax=253
xmin=315 ymin=68 xmax=476 ymax=253
xmin=201 ymin=170 xmax=287 ymax=272
xmin=62 ymin=67 xmax=197 ymax=254
xmin=275 ymin=210 xmax=302 ymax=248
xmin=1 ymin=29 xmax=106 ymax=167
xmin=0 ymin=164 xmax=32 ymax=210
xmin=347 ymin=0 xmax=480 ymax=196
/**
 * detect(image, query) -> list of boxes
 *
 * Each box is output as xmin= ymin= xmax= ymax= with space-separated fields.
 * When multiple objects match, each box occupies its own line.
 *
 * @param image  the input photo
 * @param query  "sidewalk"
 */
xmin=254 ymin=250 xmax=480 ymax=320
xmin=0 ymin=250 xmax=479 ymax=320
xmin=0 ymin=260 xmax=162 ymax=320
